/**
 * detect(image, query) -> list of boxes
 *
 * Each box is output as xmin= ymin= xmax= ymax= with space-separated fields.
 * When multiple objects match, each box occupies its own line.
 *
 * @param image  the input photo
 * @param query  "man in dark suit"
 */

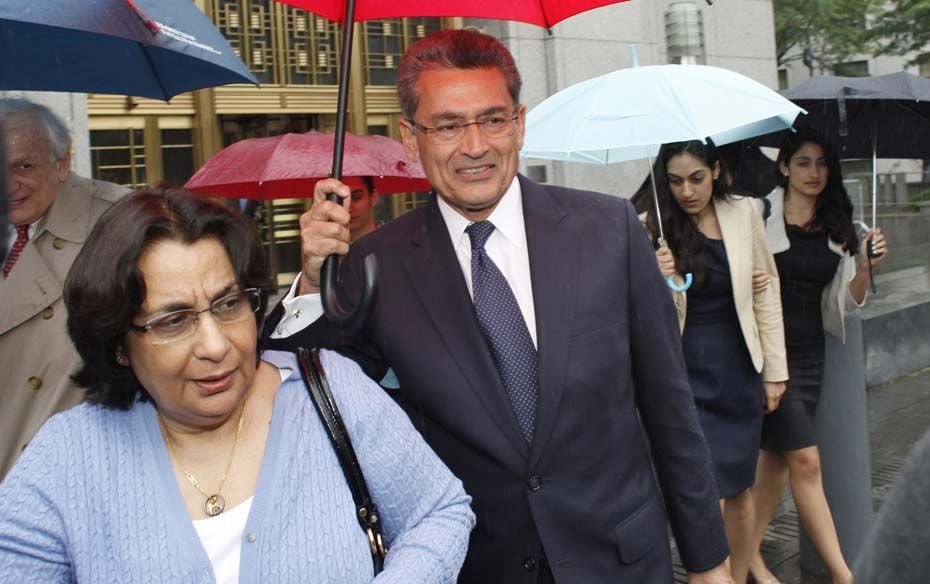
xmin=265 ymin=29 xmax=732 ymax=584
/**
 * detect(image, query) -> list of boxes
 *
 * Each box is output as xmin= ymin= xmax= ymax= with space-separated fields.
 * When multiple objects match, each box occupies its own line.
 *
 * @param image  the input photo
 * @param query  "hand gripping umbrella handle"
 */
xmin=656 ymin=236 xmax=693 ymax=293
xmin=320 ymin=231 xmax=378 ymax=329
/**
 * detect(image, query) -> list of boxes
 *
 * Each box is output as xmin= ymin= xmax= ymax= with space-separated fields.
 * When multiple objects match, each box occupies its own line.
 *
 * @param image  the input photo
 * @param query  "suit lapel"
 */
xmin=404 ymin=199 xmax=531 ymax=459
xmin=520 ymin=178 xmax=577 ymax=468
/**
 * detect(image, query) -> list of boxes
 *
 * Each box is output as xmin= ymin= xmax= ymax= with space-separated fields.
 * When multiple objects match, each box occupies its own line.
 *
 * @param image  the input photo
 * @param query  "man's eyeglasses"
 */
xmin=129 ymin=288 xmax=262 ymax=345
xmin=407 ymin=112 xmax=520 ymax=144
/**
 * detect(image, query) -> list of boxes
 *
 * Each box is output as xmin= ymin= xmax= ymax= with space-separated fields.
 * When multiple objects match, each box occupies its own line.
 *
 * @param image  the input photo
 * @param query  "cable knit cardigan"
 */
xmin=0 ymin=350 xmax=474 ymax=583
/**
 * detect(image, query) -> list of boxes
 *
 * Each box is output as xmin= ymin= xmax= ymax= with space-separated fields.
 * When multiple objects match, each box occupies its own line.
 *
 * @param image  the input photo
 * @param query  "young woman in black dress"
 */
xmin=749 ymin=128 xmax=889 ymax=584
xmin=646 ymin=140 xmax=788 ymax=584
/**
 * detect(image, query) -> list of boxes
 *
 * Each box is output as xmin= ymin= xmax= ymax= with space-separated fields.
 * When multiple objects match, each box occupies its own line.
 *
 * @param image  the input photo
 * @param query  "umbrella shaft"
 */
xmin=331 ymin=0 xmax=357 ymax=182
xmin=647 ymin=155 xmax=666 ymax=242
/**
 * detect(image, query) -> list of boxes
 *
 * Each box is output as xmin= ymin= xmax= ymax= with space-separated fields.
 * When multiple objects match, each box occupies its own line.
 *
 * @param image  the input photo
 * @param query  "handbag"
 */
xmin=296 ymin=347 xmax=387 ymax=575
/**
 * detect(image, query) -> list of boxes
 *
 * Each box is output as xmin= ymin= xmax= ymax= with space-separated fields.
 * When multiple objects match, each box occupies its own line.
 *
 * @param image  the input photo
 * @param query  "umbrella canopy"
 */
xmin=765 ymin=71 xmax=930 ymax=160
xmin=521 ymin=64 xmax=804 ymax=164
xmin=185 ymin=131 xmax=431 ymax=200
xmin=277 ymin=0 xmax=627 ymax=28
xmin=0 ymin=0 xmax=257 ymax=100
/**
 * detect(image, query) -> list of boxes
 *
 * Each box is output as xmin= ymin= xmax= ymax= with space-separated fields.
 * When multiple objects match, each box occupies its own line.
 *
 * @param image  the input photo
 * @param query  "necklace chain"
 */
xmin=160 ymin=391 xmax=250 ymax=517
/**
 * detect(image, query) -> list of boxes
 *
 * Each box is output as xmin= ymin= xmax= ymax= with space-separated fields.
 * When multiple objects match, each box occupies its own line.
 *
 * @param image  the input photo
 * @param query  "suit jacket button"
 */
xmin=41 ymin=307 xmax=55 ymax=319
xmin=27 ymin=376 xmax=42 ymax=391
xmin=527 ymin=476 xmax=542 ymax=492
xmin=524 ymin=557 xmax=537 ymax=571
xmin=52 ymin=238 xmax=66 ymax=250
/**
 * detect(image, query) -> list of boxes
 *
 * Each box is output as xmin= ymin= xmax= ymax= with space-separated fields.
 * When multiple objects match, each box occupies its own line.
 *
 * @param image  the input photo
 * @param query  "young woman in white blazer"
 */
xmin=645 ymin=140 xmax=788 ymax=584
xmin=749 ymin=128 xmax=889 ymax=584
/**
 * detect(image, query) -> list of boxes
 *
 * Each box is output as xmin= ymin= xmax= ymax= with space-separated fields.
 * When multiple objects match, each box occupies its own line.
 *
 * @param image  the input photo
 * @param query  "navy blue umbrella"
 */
xmin=0 ymin=0 xmax=257 ymax=100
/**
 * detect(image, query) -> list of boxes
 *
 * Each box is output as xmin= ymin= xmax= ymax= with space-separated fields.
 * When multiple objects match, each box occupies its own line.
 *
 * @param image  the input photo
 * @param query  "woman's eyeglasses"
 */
xmin=129 ymin=288 xmax=262 ymax=345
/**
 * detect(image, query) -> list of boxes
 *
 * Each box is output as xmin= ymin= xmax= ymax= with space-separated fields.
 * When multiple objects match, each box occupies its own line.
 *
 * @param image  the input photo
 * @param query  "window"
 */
xmin=90 ymin=129 xmax=146 ymax=188
xmin=161 ymin=129 xmax=196 ymax=188
xmin=211 ymin=0 xmax=340 ymax=85
xmin=833 ymin=61 xmax=869 ymax=77
xmin=920 ymin=60 xmax=930 ymax=79
xmin=211 ymin=2 xmax=438 ymax=87
xmin=363 ymin=18 xmax=442 ymax=86
xmin=778 ymin=69 xmax=789 ymax=90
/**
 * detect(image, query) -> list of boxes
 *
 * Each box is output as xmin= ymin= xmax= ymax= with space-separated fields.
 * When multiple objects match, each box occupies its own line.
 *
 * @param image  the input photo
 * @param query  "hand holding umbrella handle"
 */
xmin=656 ymin=237 xmax=693 ymax=292
xmin=320 ymin=229 xmax=378 ymax=328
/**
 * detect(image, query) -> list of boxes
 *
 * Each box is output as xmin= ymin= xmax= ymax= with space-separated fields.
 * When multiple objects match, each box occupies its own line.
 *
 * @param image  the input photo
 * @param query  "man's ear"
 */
xmin=55 ymin=153 xmax=72 ymax=182
xmin=515 ymin=104 xmax=526 ymax=150
xmin=398 ymin=119 xmax=420 ymax=162
xmin=370 ymin=190 xmax=380 ymax=207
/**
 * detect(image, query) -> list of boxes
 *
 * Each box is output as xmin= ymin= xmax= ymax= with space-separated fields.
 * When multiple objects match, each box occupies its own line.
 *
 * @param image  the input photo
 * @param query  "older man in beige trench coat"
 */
xmin=1 ymin=98 xmax=128 ymax=479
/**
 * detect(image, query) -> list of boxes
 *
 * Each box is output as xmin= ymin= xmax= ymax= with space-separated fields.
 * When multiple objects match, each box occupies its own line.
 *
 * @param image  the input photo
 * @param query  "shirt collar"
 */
xmin=436 ymin=175 xmax=526 ymax=249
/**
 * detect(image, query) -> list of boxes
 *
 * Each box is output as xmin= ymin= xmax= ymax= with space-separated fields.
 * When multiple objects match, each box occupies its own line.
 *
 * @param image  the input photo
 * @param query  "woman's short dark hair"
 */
xmin=645 ymin=140 xmax=729 ymax=288
xmin=775 ymin=126 xmax=859 ymax=252
xmin=65 ymin=189 xmax=273 ymax=410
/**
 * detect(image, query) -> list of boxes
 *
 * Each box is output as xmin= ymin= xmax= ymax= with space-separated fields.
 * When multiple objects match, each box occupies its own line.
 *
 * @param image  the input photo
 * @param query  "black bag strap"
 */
xmin=297 ymin=347 xmax=386 ymax=574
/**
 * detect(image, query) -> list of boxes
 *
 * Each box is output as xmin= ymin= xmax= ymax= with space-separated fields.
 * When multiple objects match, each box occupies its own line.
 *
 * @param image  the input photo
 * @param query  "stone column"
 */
xmin=800 ymin=314 xmax=874 ymax=579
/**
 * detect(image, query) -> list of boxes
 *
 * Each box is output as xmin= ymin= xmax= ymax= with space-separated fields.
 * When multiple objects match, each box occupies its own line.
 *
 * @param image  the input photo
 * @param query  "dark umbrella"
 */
xmin=758 ymin=72 xmax=930 ymax=229
xmin=275 ymin=0 xmax=632 ymax=329
xmin=0 ymin=0 xmax=257 ymax=100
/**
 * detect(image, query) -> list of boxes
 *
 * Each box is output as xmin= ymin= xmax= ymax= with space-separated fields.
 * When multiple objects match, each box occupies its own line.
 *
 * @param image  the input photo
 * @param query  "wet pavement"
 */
xmin=672 ymin=366 xmax=930 ymax=583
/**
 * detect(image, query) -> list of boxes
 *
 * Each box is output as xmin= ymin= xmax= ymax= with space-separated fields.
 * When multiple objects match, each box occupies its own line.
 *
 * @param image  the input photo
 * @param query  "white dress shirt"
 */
xmin=272 ymin=176 xmax=538 ymax=347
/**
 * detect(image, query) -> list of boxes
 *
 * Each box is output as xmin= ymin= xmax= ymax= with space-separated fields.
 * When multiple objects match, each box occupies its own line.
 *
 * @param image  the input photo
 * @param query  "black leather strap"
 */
xmin=297 ymin=347 xmax=386 ymax=574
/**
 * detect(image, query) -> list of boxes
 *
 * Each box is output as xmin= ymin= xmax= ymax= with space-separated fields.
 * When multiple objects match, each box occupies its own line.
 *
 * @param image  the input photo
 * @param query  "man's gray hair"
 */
xmin=0 ymin=98 xmax=72 ymax=161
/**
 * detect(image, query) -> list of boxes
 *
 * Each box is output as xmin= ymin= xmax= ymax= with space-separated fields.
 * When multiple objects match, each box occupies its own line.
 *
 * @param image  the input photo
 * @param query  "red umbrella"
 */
xmin=184 ymin=131 xmax=431 ymax=200
xmin=276 ymin=0 xmax=627 ymax=28
xmin=272 ymin=0 xmax=631 ymax=329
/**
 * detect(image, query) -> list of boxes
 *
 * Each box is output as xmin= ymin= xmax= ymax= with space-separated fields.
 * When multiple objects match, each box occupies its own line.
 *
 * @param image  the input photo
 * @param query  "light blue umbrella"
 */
xmin=522 ymin=64 xmax=802 ymax=163
xmin=521 ymin=64 xmax=803 ymax=290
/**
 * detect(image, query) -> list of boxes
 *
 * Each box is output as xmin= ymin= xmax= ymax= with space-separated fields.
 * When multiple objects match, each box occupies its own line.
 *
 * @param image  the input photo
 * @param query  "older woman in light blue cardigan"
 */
xmin=0 ymin=189 xmax=474 ymax=583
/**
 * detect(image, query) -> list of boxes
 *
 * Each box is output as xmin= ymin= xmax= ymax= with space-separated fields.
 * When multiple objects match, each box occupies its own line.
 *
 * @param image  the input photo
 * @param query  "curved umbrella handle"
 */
xmin=320 ymin=241 xmax=378 ymax=329
xmin=666 ymin=273 xmax=693 ymax=292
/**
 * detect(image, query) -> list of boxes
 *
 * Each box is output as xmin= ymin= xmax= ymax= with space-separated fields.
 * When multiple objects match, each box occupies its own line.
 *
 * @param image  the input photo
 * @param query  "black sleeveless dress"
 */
xmin=682 ymin=237 xmax=764 ymax=498
xmin=761 ymin=222 xmax=840 ymax=452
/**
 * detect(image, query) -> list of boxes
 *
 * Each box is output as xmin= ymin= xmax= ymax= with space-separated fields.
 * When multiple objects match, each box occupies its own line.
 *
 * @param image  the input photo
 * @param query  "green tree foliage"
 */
xmin=774 ymin=0 xmax=878 ymax=74
xmin=869 ymin=0 xmax=930 ymax=66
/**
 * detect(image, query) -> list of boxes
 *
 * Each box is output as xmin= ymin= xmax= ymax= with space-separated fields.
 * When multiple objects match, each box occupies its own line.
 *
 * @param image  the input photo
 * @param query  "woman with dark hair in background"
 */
xmin=0 ymin=189 xmax=474 ymax=583
xmin=645 ymin=140 xmax=788 ymax=584
xmin=749 ymin=128 xmax=888 ymax=584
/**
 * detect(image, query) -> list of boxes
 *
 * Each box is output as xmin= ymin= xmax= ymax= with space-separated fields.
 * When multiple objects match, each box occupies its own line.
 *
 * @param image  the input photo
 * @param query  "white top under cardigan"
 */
xmin=764 ymin=186 xmax=866 ymax=343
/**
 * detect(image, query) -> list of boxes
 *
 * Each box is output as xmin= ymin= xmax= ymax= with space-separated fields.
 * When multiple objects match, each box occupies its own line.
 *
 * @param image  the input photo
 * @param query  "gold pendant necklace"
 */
xmin=160 ymin=392 xmax=250 ymax=517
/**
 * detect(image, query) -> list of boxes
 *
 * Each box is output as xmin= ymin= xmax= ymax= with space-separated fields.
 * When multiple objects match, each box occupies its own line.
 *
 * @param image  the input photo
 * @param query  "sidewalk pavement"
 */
xmin=671 ymin=366 xmax=930 ymax=583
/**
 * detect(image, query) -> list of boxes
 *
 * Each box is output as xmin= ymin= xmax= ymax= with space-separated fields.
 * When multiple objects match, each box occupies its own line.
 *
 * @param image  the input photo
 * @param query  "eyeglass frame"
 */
xmin=404 ymin=110 xmax=522 ymax=144
xmin=129 ymin=288 xmax=263 ymax=345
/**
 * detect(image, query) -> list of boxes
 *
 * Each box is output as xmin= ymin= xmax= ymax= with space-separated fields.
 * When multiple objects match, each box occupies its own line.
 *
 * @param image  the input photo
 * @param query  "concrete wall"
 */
xmin=470 ymin=0 xmax=779 ymax=198
xmin=860 ymin=266 xmax=930 ymax=387
xmin=0 ymin=91 xmax=91 ymax=177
